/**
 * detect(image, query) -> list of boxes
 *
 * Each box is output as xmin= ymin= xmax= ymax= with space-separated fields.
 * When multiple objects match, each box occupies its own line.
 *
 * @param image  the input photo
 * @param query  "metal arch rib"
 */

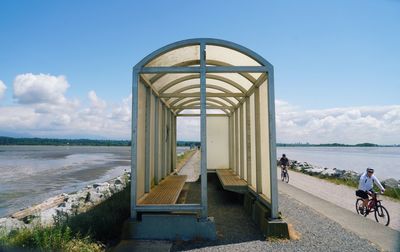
xmin=167 ymin=84 xmax=242 ymax=104
xmin=175 ymin=107 xmax=230 ymax=115
xmin=170 ymin=95 xmax=237 ymax=107
xmin=156 ymin=71 xmax=248 ymax=95
xmin=133 ymin=38 xmax=273 ymax=72
xmin=150 ymin=60 xmax=256 ymax=87
xmin=172 ymin=98 xmax=234 ymax=110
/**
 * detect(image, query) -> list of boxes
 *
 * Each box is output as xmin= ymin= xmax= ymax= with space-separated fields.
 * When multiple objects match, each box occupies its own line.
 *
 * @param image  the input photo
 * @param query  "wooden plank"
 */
xmin=138 ymin=175 xmax=187 ymax=205
xmin=216 ymin=169 xmax=248 ymax=189
xmin=11 ymin=195 xmax=66 ymax=219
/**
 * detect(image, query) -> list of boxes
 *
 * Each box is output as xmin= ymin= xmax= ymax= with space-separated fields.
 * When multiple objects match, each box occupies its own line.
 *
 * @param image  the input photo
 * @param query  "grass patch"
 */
xmin=0 ymin=183 xmax=131 ymax=251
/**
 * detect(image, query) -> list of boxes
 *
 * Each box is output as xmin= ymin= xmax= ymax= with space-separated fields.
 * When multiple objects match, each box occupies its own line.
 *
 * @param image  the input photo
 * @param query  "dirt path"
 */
xmin=280 ymin=170 xmax=400 ymax=231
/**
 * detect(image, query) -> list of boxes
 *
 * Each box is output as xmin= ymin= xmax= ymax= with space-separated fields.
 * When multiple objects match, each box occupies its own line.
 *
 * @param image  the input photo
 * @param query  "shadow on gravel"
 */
xmin=171 ymin=173 xmax=264 ymax=251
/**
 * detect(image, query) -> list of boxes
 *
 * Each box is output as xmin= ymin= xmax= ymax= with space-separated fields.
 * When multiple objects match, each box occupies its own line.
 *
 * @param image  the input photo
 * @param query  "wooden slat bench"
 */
xmin=138 ymin=175 xmax=187 ymax=205
xmin=216 ymin=169 xmax=248 ymax=194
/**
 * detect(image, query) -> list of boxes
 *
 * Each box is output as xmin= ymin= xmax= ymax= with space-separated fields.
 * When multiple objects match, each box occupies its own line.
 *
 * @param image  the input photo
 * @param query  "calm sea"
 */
xmin=1 ymin=145 xmax=396 ymax=217
xmin=277 ymin=147 xmax=400 ymax=180
xmin=0 ymin=145 xmax=190 ymax=217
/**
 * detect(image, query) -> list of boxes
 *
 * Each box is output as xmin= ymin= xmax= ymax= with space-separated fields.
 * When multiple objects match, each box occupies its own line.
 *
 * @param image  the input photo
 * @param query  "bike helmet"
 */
xmin=366 ymin=167 xmax=374 ymax=173
xmin=282 ymin=154 xmax=286 ymax=157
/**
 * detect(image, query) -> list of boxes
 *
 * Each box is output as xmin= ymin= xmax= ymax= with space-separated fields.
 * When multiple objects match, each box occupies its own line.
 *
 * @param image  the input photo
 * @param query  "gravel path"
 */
xmin=171 ymin=153 xmax=380 ymax=251
xmin=171 ymin=176 xmax=379 ymax=252
xmin=178 ymin=151 xmax=200 ymax=182
xmin=282 ymin=169 xmax=400 ymax=231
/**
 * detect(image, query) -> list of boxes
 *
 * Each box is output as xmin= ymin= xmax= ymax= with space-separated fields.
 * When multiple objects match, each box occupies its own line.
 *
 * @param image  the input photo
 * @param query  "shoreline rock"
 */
xmin=282 ymin=160 xmax=400 ymax=189
xmin=0 ymin=171 xmax=131 ymax=233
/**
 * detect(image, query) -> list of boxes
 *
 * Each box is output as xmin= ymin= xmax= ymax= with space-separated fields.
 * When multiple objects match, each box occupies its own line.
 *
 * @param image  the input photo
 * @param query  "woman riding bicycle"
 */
xmin=355 ymin=168 xmax=385 ymax=214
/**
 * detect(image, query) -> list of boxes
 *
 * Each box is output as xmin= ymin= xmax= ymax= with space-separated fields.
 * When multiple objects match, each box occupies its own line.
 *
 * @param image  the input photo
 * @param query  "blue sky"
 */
xmin=0 ymin=0 xmax=399 ymax=144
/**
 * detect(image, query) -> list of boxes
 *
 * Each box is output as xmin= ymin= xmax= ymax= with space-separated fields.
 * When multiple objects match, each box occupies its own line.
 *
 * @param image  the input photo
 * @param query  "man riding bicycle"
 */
xmin=279 ymin=154 xmax=289 ymax=172
xmin=355 ymin=168 xmax=385 ymax=214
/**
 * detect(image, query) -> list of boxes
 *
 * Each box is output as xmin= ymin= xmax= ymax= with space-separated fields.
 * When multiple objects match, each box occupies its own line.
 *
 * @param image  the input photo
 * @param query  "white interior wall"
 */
xmin=207 ymin=117 xmax=229 ymax=169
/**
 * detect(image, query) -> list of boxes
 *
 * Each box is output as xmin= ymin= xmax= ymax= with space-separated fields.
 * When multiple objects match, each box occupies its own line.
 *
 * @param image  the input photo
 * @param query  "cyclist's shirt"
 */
xmin=358 ymin=172 xmax=384 ymax=192
xmin=280 ymin=157 xmax=289 ymax=166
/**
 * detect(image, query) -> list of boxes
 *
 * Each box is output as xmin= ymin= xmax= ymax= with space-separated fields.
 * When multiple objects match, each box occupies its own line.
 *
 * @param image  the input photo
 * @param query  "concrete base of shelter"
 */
xmin=244 ymin=192 xmax=289 ymax=238
xmin=122 ymin=213 xmax=216 ymax=241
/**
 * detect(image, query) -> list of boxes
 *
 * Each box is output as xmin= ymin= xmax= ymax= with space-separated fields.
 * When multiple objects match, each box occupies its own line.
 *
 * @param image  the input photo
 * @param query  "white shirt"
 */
xmin=358 ymin=172 xmax=384 ymax=192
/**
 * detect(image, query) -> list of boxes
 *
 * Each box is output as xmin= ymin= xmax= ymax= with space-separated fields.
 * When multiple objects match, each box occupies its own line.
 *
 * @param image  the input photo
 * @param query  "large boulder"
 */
xmin=382 ymin=178 xmax=399 ymax=189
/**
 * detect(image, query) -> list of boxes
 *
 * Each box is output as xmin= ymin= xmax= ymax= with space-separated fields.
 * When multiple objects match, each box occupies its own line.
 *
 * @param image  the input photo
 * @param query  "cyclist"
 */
xmin=279 ymin=154 xmax=289 ymax=173
xmin=355 ymin=168 xmax=385 ymax=214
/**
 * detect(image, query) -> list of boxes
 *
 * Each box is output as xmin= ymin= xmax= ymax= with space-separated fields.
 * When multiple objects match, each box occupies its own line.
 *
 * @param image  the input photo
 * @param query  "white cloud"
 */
xmin=0 ymin=80 xmax=6 ymax=99
xmin=88 ymin=90 xmax=107 ymax=110
xmin=13 ymin=73 xmax=69 ymax=104
xmin=1 ymin=73 xmax=399 ymax=144
xmin=275 ymin=100 xmax=400 ymax=144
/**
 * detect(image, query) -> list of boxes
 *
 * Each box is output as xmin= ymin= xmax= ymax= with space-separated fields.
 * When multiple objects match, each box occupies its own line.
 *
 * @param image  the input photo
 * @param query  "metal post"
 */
xmin=172 ymin=115 xmax=177 ymax=171
xmin=131 ymin=69 xmax=139 ymax=219
xmin=145 ymin=86 xmax=151 ymax=193
xmin=245 ymin=97 xmax=252 ymax=185
xmin=240 ymin=105 xmax=244 ymax=179
xmin=154 ymin=96 xmax=159 ymax=185
xmin=200 ymin=41 xmax=208 ymax=219
xmin=161 ymin=105 xmax=166 ymax=179
xmin=229 ymin=115 xmax=233 ymax=169
xmin=267 ymin=71 xmax=279 ymax=219
xmin=166 ymin=108 xmax=170 ymax=176
xmin=235 ymin=109 xmax=239 ymax=176
xmin=255 ymin=87 xmax=262 ymax=194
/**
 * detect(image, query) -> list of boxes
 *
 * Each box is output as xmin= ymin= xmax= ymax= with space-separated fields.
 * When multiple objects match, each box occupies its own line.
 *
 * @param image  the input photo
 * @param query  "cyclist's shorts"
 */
xmin=355 ymin=190 xmax=369 ymax=199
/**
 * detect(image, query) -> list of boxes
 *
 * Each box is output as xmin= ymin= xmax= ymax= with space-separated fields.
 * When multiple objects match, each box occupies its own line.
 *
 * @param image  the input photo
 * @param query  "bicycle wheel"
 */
xmin=374 ymin=205 xmax=390 ymax=226
xmin=355 ymin=199 xmax=365 ymax=215
xmin=284 ymin=172 xmax=289 ymax=183
xmin=281 ymin=172 xmax=284 ymax=181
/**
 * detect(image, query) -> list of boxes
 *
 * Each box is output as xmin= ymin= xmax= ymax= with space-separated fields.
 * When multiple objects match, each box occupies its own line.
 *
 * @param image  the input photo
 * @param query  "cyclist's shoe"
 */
xmin=358 ymin=207 xmax=364 ymax=215
xmin=365 ymin=209 xmax=370 ymax=215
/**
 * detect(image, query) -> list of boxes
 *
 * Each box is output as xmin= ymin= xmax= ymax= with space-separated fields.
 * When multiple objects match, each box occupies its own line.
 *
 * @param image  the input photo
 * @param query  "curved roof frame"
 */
xmin=158 ymin=73 xmax=247 ymax=94
xmin=134 ymin=38 xmax=273 ymax=116
xmin=150 ymin=60 xmax=257 ymax=86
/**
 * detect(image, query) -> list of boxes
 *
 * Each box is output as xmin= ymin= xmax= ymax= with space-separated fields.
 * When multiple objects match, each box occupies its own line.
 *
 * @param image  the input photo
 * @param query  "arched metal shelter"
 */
xmin=130 ymin=38 xmax=278 ymax=239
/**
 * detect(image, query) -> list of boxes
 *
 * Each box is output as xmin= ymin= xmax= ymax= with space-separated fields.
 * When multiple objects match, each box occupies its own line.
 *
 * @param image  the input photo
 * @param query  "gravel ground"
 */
xmin=171 ymin=174 xmax=380 ymax=252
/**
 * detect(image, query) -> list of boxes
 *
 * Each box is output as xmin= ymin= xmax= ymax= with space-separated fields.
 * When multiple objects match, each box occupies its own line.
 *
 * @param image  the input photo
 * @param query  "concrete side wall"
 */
xmin=207 ymin=117 xmax=229 ymax=169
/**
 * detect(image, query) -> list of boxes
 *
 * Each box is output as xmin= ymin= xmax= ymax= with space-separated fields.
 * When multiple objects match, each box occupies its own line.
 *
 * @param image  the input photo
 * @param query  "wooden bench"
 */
xmin=216 ymin=169 xmax=248 ymax=194
xmin=138 ymin=175 xmax=187 ymax=205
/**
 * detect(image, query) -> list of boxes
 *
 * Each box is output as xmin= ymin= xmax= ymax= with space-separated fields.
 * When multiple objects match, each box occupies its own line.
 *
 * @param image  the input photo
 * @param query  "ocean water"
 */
xmin=0 ymin=145 xmax=191 ymax=218
xmin=277 ymin=147 xmax=400 ymax=180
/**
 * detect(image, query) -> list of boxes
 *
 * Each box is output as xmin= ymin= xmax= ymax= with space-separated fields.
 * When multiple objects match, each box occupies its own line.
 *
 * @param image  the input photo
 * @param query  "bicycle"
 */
xmin=281 ymin=165 xmax=289 ymax=183
xmin=355 ymin=192 xmax=390 ymax=226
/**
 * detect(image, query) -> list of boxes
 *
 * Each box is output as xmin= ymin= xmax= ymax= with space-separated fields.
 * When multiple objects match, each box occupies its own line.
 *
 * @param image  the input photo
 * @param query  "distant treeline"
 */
xmin=0 ymin=136 xmax=130 ymax=146
xmin=277 ymin=142 xmax=399 ymax=147
xmin=177 ymin=141 xmax=201 ymax=147
xmin=0 ymin=136 xmax=202 ymax=147
xmin=1 ymin=136 xmax=396 ymax=147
